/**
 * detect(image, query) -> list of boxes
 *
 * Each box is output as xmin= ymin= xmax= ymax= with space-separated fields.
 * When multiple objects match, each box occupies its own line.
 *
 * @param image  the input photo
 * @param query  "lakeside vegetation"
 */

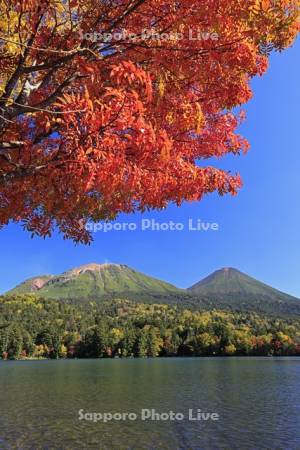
xmin=1 ymin=295 xmax=299 ymax=360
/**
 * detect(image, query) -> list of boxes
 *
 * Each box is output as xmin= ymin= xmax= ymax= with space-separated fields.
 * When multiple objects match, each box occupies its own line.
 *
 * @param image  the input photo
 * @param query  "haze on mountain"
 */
xmin=5 ymin=264 xmax=300 ymax=316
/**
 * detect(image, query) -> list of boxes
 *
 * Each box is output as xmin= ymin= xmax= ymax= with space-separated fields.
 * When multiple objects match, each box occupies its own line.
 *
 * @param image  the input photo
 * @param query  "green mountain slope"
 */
xmin=5 ymin=265 xmax=300 ymax=316
xmin=8 ymin=275 xmax=54 ymax=295
xmin=6 ymin=263 xmax=182 ymax=301
xmin=188 ymin=267 xmax=300 ymax=315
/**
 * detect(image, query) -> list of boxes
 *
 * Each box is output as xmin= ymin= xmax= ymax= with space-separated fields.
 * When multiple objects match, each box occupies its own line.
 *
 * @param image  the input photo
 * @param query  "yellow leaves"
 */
xmin=247 ymin=0 xmax=299 ymax=50
xmin=5 ymin=96 xmax=14 ymax=106
xmin=110 ymin=327 xmax=124 ymax=341
xmin=50 ymin=0 xmax=66 ymax=14
xmin=166 ymin=111 xmax=175 ymax=125
xmin=1 ymin=38 xmax=22 ymax=55
xmin=182 ymin=102 xmax=192 ymax=119
xmin=0 ymin=81 xmax=5 ymax=95
xmin=158 ymin=75 xmax=165 ymax=98
xmin=249 ymin=0 xmax=271 ymax=16
xmin=0 ymin=7 xmax=19 ymax=34
xmin=0 ymin=2 xmax=26 ymax=57
xmin=195 ymin=102 xmax=205 ymax=134
xmin=224 ymin=344 xmax=237 ymax=355
xmin=277 ymin=331 xmax=293 ymax=345
xmin=164 ymin=100 xmax=205 ymax=136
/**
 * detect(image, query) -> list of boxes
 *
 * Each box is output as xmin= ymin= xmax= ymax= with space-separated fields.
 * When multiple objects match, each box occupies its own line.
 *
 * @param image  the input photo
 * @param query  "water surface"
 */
xmin=0 ymin=357 xmax=299 ymax=449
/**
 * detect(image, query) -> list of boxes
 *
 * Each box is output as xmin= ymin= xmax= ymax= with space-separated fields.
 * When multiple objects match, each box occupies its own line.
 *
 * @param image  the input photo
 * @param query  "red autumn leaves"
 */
xmin=0 ymin=0 xmax=298 ymax=241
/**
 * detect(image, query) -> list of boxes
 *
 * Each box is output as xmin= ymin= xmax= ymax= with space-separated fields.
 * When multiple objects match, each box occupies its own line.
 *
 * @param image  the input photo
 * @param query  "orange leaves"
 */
xmin=55 ymin=92 xmax=80 ymax=107
xmin=249 ymin=0 xmax=270 ymax=15
xmin=158 ymin=130 xmax=172 ymax=162
xmin=0 ymin=0 xmax=298 ymax=241
xmin=78 ymin=88 xmax=96 ymax=113
xmin=246 ymin=0 xmax=299 ymax=50
xmin=195 ymin=103 xmax=205 ymax=134
xmin=45 ymin=119 xmax=51 ymax=133
xmin=111 ymin=61 xmax=153 ymax=102
xmin=261 ymin=0 xmax=270 ymax=12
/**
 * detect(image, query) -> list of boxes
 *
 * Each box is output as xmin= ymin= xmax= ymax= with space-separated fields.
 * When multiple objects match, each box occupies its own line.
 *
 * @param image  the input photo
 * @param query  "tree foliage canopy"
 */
xmin=1 ymin=295 xmax=299 ymax=359
xmin=0 ymin=0 xmax=298 ymax=241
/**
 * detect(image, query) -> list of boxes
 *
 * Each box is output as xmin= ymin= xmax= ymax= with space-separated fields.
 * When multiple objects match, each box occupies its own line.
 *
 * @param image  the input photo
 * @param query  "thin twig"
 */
xmin=0 ymin=36 xmax=101 ymax=59
xmin=0 ymin=98 xmax=85 ymax=115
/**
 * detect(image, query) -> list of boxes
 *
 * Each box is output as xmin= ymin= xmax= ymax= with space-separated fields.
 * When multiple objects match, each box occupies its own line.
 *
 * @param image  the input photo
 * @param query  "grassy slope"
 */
xmin=188 ymin=268 xmax=300 ymax=315
xmin=7 ymin=264 xmax=182 ymax=300
xmin=6 ymin=265 xmax=300 ymax=316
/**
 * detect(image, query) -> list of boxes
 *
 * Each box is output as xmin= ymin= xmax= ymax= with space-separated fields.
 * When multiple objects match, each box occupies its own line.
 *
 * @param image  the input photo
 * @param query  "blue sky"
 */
xmin=0 ymin=40 xmax=299 ymax=296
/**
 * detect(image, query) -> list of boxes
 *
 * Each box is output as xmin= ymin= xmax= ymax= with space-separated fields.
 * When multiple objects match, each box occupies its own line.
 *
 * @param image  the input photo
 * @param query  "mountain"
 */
xmin=188 ymin=267 xmax=300 ymax=315
xmin=6 ymin=263 xmax=183 ymax=302
xmin=5 ymin=264 xmax=300 ymax=316
xmin=7 ymin=275 xmax=54 ymax=295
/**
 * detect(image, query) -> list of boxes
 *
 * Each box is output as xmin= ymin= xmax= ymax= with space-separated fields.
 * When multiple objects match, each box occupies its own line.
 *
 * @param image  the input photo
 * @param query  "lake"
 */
xmin=0 ymin=358 xmax=299 ymax=449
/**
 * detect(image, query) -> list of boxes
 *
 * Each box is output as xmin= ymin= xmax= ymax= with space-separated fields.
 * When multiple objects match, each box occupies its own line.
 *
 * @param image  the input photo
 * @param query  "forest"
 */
xmin=0 ymin=295 xmax=299 ymax=360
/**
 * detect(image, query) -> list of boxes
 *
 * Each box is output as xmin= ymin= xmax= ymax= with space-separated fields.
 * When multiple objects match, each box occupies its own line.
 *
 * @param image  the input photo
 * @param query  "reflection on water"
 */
xmin=0 ymin=357 xmax=300 ymax=449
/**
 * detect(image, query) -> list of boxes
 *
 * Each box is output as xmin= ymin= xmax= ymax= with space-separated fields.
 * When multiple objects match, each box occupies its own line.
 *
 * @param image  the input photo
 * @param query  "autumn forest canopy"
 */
xmin=1 ymin=295 xmax=300 ymax=360
xmin=0 ymin=0 xmax=299 ymax=242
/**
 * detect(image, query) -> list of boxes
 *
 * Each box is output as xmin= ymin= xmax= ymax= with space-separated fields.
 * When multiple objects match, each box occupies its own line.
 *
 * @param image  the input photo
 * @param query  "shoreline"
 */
xmin=1 ymin=355 xmax=300 ymax=362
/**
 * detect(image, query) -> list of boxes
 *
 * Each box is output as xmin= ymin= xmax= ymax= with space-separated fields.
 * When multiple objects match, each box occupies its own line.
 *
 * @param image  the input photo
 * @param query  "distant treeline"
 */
xmin=0 ymin=295 xmax=299 ymax=360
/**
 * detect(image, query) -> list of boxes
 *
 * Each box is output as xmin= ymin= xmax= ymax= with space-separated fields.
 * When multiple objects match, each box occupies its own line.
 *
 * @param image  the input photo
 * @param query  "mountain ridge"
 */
xmin=188 ymin=267 xmax=298 ymax=299
xmin=4 ymin=264 xmax=300 ymax=316
xmin=6 ymin=263 xmax=182 ymax=300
